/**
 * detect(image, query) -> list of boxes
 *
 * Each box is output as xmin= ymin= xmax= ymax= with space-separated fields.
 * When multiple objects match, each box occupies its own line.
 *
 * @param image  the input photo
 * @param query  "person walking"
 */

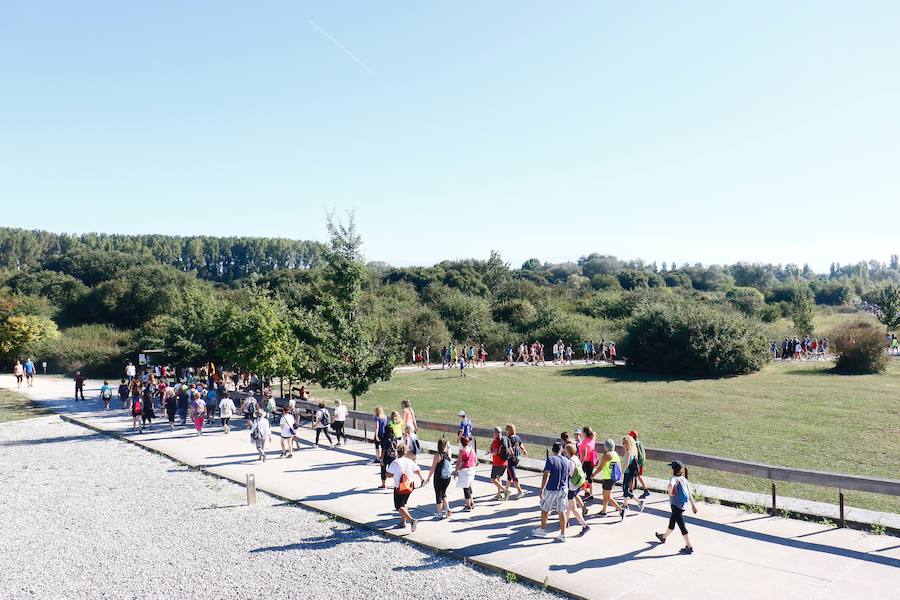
xmin=457 ymin=410 xmax=473 ymax=444
xmin=455 ymin=436 xmax=477 ymax=511
xmin=218 ymin=392 xmax=236 ymax=434
xmin=141 ymin=386 xmax=156 ymax=431
xmin=620 ymin=434 xmax=645 ymax=517
xmin=503 ymin=424 xmax=527 ymax=499
xmin=402 ymin=424 xmax=421 ymax=461
xmin=250 ymin=407 xmax=272 ymax=462
xmin=118 ymin=378 xmax=130 ymax=410
xmin=130 ymin=393 xmax=142 ymax=432
xmin=592 ymin=439 xmax=625 ymax=519
xmin=204 ymin=385 xmax=218 ymax=425
xmin=578 ymin=427 xmax=598 ymax=501
xmin=564 ymin=443 xmax=591 ymax=536
xmin=379 ymin=415 xmax=401 ymax=489
xmin=489 ymin=426 xmax=509 ymax=500
xmin=424 ymin=438 xmax=453 ymax=519
xmin=23 ymin=358 xmax=35 ymax=387
xmin=373 ymin=406 xmax=387 ymax=464
xmin=13 ymin=360 xmax=24 ymax=388
xmin=164 ymin=386 xmax=177 ymax=430
xmin=332 ymin=399 xmax=348 ymax=446
xmin=385 ymin=444 xmax=425 ymax=532
xmin=628 ymin=430 xmax=650 ymax=498
xmin=130 ymin=379 xmax=141 ymax=413
xmin=279 ymin=406 xmax=296 ymax=458
xmin=314 ymin=402 xmax=334 ymax=447
xmin=401 ymin=399 xmax=418 ymax=433
xmin=654 ymin=461 xmax=698 ymax=554
xmin=99 ymin=380 xmax=112 ymax=410
xmin=533 ymin=442 xmax=569 ymax=542
xmin=190 ymin=391 xmax=206 ymax=435
xmin=74 ymin=371 xmax=86 ymax=401
xmin=387 ymin=410 xmax=405 ymax=439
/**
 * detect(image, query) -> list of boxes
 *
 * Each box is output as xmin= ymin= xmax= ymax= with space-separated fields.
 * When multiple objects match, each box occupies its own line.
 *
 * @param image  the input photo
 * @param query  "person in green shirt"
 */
xmin=592 ymin=438 xmax=624 ymax=518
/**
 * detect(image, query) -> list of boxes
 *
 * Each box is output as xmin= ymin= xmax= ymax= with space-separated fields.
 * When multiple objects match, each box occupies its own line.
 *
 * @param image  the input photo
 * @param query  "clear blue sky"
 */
xmin=2 ymin=1 xmax=898 ymax=271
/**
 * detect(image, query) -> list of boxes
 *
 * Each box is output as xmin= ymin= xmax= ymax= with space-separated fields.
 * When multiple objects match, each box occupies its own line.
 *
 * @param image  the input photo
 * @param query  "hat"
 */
xmin=628 ymin=430 xmax=639 ymax=439
xmin=458 ymin=410 xmax=466 ymax=417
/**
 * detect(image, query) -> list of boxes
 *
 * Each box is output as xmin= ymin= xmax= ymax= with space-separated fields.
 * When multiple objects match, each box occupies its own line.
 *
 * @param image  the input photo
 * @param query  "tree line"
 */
xmin=1 ymin=225 xmax=899 ymax=381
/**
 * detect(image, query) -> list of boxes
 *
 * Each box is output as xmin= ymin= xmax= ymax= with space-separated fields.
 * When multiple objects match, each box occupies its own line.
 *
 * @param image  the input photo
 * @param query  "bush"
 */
xmin=726 ymin=287 xmax=765 ymax=316
xmin=492 ymin=299 xmax=537 ymax=329
xmin=35 ymin=324 xmax=136 ymax=377
xmin=622 ymin=300 xmax=770 ymax=376
xmin=831 ymin=321 xmax=889 ymax=374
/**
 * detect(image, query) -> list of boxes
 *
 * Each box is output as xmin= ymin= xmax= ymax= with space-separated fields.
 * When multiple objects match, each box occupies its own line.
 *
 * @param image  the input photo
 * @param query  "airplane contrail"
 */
xmin=308 ymin=19 xmax=384 ymax=83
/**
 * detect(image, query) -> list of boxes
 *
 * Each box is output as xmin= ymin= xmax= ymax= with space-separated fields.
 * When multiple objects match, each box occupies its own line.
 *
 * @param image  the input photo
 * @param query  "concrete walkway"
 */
xmin=7 ymin=375 xmax=900 ymax=600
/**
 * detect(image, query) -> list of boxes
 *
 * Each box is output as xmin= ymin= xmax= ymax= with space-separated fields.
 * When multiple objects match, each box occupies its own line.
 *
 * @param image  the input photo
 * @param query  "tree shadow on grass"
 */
xmin=557 ymin=366 xmax=712 ymax=383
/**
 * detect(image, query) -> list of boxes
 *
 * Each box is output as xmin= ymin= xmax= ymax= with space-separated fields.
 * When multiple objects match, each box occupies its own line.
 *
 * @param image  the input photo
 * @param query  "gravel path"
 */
xmin=0 ymin=416 xmax=559 ymax=600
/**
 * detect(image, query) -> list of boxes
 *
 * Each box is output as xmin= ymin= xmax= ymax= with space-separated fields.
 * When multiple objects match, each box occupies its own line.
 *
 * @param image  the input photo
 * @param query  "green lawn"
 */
xmin=309 ymin=358 xmax=900 ymax=514
xmin=0 ymin=388 xmax=52 ymax=423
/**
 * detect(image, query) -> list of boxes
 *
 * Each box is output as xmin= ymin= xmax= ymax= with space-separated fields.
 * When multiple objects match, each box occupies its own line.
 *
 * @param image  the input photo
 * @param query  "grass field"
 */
xmin=310 ymin=357 xmax=900 ymax=514
xmin=0 ymin=388 xmax=52 ymax=423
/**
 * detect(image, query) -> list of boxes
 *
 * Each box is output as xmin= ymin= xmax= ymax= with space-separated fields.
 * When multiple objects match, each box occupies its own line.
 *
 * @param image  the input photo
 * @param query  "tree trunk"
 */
xmin=352 ymin=393 xmax=357 ymax=430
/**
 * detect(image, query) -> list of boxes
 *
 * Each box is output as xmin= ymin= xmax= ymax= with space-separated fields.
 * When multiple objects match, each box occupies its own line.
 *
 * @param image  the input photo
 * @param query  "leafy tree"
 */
xmin=0 ymin=293 xmax=59 ymax=362
xmin=864 ymin=282 xmax=900 ymax=331
xmin=617 ymin=269 xmax=650 ymax=290
xmin=306 ymin=215 xmax=403 ymax=411
xmin=725 ymin=287 xmax=765 ymax=316
xmin=219 ymin=288 xmax=302 ymax=379
xmin=663 ymin=271 xmax=693 ymax=288
xmin=87 ymin=264 xmax=198 ymax=328
xmin=161 ymin=287 xmax=229 ymax=368
xmin=789 ymin=284 xmax=816 ymax=335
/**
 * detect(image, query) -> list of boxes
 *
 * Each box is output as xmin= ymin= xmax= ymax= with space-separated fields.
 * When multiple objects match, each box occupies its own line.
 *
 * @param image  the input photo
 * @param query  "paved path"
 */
xmin=8 ymin=376 xmax=900 ymax=600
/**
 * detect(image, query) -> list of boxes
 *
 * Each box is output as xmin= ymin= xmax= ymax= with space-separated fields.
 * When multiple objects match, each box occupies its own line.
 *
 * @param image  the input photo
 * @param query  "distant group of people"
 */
xmin=887 ymin=333 xmax=899 ymax=355
xmin=772 ymin=336 xmax=830 ymax=360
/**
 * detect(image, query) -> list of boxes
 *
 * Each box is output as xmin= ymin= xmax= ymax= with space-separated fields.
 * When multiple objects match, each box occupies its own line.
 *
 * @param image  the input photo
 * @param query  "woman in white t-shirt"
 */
xmin=218 ymin=395 xmax=236 ymax=434
xmin=279 ymin=407 xmax=296 ymax=458
xmin=332 ymin=399 xmax=348 ymax=446
xmin=251 ymin=407 xmax=272 ymax=462
xmin=385 ymin=444 xmax=425 ymax=532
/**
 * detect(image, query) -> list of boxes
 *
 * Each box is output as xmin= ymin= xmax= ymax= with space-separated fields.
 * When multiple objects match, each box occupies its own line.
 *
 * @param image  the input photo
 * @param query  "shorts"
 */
xmin=490 ymin=465 xmax=506 ymax=479
xmin=539 ymin=489 xmax=568 ymax=513
xmin=506 ymin=463 xmax=519 ymax=482
xmin=280 ymin=433 xmax=293 ymax=439
xmin=567 ymin=489 xmax=580 ymax=501
xmin=601 ymin=479 xmax=615 ymax=491
xmin=581 ymin=461 xmax=594 ymax=481
xmin=220 ymin=417 xmax=231 ymax=426
xmin=393 ymin=489 xmax=411 ymax=510
xmin=15 ymin=375 xmax=22 ymax=383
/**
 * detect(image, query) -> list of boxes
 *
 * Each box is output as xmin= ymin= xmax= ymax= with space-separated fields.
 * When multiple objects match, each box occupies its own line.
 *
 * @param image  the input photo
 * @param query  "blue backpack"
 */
xmin=673 ymin=477 xmax=690 ymax=507
xmin=610 ymin=460 xmax=623 ymax=482
xmin=439 ymin=453 xmax=452 ymax=479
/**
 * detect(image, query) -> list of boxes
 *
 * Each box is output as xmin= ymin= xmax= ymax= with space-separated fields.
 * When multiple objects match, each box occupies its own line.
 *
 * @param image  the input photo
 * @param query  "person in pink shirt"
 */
xmin=578 ymin=426 xmax=598 ymax=502
xmin=401 ymin=399 xmax=418 ymax=433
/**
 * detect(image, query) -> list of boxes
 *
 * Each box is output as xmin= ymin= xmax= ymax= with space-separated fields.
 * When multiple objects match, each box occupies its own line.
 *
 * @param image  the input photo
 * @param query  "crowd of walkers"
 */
xmin=410 ymin=339 xmax=619 ymax=371
xmin=49 ymin=360 xmax=698 ymax=554
xmin=771 ymin=336 xmax=830 ymax=360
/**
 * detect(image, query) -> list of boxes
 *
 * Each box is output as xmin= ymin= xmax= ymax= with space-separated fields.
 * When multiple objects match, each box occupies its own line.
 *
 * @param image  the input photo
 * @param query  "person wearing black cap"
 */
xmin=654 ymin=461 xmax=698 ymax=554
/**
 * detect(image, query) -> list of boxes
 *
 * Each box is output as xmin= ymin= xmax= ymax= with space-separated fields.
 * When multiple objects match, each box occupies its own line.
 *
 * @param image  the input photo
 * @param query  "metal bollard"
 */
xmin=771 ymin=482 xmax=777 ymax=515
xmin=363 ymin=420 xmax=367 ymax=443
xmin=246 ymin=473 xmax=257 ymax=506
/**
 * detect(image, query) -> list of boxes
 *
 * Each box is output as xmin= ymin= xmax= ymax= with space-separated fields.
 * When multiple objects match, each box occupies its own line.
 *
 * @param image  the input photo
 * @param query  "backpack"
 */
xmin=319 ymin=409 xmax=331 ymax=427
xmin=610 ymin=460 xmax=622 ymax=483
xmin=636 ymin=440 xmax=646 ymax=466
xmin=509 ymin=436 xmax=522 ymax=465
xmin=132 ymin=399 xmax=142 ymax=416
xmin=250 ymin=419 xmax=262 ymax=440
xmin=101 ymin=387 xmax=112 ymax=399
xmin=570 ymin=460 xmax=586 ymax=489
xmin=498 ymin=436 xmax=512 ymax=461
xmin=383 ymin=431 xmax=399 ymax=460
xmin=673 ymin=477 xmax=690 ymax=507
xmin=439 ymin=453 xmax=452 ymax=479
xmin=244 ymin=398 xmax=257 ymax=416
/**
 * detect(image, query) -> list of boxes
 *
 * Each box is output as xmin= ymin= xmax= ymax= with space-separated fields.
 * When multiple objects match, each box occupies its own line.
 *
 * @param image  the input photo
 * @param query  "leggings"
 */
xmin=434 ymin=476 xmax=451 ymax=503
xmin=333 ymin=421 xmax=345 ymax=442
xmin=315 ymin=428 xmax=333 ymax=445
xmin=220 ymin=417 xmax=231 ymax=427
xmin=668 ymin=505 xmax=688 ymax=534
xmin=381 ymin=456 xmax=394 ymax=482
xmin=463 ymin=487 xmax=472 ymax=500
xmin=623 ymin=467 xmax=637 ymax=499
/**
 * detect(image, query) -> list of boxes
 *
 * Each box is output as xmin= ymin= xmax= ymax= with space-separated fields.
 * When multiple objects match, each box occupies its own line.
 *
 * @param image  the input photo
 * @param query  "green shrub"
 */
xmin=492 ymin=299 xmax=537 ymax=329
xmin=831 ymin=321 xmax=889 ymax=374
xmin=622 ymin=300 xmax=770 ymax=376
xmin=36 ymin=324 xmax=136 ymax=377
xmin=725 ymin=287 xmax=765 ymax=316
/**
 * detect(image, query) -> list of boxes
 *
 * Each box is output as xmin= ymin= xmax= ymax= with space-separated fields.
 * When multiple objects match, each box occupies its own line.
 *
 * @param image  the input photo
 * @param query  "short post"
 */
xmin=838 ymin=490 xmax=845 ymax=528
xmin=771 ymin=482 xmax=777 ymax=515
xmin=246 ymin=473 xmax=257 ymax=506
xmin=474 ymin=438 xmax=478 ymax=454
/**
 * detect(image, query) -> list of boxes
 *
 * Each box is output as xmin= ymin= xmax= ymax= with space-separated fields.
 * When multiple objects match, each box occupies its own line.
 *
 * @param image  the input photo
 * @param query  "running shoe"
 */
xmin=638 ymin=500 xmax=645 ymax=513
xmin=410 ymin=519 xmax=418 ymax=532
xmin=577 ymin=525 xmax=591 ymax=537
xmin=503 ymin=489 xmax=511 ymax=501
xmin=680 ymin=546 xmax=694 ymax=554
xmin=655 ymin=532 xmax=666 ymax=544
xmin=554 ymin=534 xmax=566 ymax=543
xmin=620 ymin=508 xmax=627 ymax=521
xmin=531 ymin=528 xmax=548 ymax=538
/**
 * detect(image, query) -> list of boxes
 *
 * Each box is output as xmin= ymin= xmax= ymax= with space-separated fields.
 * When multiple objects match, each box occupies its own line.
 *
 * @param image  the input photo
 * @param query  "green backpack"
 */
xmin=570 ymin=460 xmax=586 ymax=488
xmin=636 ymin=439 xmax=646 ymax=466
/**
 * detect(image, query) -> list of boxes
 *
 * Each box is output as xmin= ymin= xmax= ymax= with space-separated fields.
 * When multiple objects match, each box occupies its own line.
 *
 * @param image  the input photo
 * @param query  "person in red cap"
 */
xmin=628 ymin=430 xmax=650 ymax=498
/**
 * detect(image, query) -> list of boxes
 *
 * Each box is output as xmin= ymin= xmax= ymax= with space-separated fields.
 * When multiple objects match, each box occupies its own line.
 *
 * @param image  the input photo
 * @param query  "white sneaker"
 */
xmin=555 ymin=534 xmax=566 ymax=543
xmin=532 ymin=528 xmax=548 ymax=537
